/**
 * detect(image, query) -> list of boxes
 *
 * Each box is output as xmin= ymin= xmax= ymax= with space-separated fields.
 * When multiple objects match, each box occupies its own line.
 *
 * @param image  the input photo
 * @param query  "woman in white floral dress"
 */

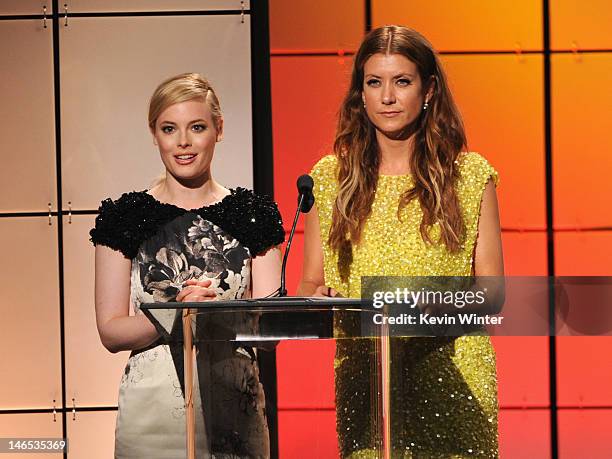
xmin=90 ymin=73 xmax=284 ymax=458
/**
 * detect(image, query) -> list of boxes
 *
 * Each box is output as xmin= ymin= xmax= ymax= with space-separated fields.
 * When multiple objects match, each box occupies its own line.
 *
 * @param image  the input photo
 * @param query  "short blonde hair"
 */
xmin=148 ymin=72 xmax=222 ymax=131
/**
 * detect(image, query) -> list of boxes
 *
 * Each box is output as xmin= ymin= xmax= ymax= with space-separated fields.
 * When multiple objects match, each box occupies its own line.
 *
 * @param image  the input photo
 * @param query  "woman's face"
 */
xmin=362 ymin=53 xmax=432 ymax=137
xmin=152 ymin=99 xmax=222 ymax=183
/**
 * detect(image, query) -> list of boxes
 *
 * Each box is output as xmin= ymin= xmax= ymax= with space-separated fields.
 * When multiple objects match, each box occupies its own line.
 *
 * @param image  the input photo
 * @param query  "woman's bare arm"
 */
xmin=473 ymin=179 xmax=505 ymax=313
xmin=252 ymin=245 xmax=283 ymax=298
xmin=95 ymin=245 xmax=159 ymax=353
xmin=474 ymin=179 xmax=504 ymax=277
xmin=297 ymin=204 xmax=331 ymax=297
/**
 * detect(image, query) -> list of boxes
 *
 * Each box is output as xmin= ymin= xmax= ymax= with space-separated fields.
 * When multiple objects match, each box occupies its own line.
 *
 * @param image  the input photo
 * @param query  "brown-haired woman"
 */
xmin=91 ymin=73 xmax=284 ymax=458
xmin=298 ymin=26 xmax=504 ymax=458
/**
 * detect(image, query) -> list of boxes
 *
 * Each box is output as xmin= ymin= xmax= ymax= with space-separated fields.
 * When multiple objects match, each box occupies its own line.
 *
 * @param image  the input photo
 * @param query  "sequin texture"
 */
xmin=90 ymin=187 xmax=285 ymax=259
xmin=311 ymin=152 xmax=500 ymax=458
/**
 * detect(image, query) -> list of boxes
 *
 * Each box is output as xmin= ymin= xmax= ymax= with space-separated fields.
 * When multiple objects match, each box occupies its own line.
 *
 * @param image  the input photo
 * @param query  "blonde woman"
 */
xmin=91 ymin=73 xmax=283 ymax=458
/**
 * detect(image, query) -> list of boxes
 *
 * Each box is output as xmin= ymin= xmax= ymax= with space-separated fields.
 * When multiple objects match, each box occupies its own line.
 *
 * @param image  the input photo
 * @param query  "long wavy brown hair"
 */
xmin=329 ymin=25 xmax=467 ymax=279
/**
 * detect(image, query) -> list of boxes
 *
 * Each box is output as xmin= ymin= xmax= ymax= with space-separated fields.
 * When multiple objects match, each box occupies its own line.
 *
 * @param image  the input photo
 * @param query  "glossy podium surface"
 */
xmin=141 ymin=297 xmax=388 ymax=459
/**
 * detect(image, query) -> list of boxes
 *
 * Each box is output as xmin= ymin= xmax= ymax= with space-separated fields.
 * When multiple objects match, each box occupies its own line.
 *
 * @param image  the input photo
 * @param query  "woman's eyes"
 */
xmin=160 ymin=124 xmax=207 ymax=134
xmin=365 ymin=78 xmax=412 ymax=87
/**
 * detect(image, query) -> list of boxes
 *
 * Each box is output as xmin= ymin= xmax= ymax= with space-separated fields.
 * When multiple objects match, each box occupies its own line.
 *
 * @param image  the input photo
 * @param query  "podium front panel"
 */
xmin=142 ymin=303 xmax=386 ymax=458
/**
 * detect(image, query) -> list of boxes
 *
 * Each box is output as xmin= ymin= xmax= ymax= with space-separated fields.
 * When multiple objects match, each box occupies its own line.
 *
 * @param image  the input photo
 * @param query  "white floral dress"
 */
xmin=90 ymin=188 xmax=284 ymax=459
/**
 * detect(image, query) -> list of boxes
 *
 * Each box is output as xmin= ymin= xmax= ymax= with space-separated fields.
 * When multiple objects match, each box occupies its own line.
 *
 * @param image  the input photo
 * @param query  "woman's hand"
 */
xmin=176 ymin=279 xmax=217 ymax=302
xmin=312 ymin=285 xmax=342 ymax=298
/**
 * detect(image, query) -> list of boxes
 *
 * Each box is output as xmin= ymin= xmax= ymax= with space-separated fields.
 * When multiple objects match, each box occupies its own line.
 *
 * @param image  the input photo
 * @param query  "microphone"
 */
xmin=296 ymin=174 xmax=314 ymax=212
xmin=279 ymin=175 xmax=315 ymax=297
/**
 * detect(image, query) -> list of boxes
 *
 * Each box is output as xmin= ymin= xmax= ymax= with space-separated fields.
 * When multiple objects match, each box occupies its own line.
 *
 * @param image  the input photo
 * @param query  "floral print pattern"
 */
xmin=119 ymin=212 xmax=268 ymax=458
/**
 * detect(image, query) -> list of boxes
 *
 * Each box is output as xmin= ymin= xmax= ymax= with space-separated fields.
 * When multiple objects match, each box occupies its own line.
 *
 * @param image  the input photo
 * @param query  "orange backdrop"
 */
xmin=269 ymin=1 xmax=612 ymax=457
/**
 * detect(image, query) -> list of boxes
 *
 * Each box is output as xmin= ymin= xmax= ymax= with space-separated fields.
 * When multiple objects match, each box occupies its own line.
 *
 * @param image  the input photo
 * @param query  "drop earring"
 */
xmin=423 ymin=101 xmax=429 ymax=110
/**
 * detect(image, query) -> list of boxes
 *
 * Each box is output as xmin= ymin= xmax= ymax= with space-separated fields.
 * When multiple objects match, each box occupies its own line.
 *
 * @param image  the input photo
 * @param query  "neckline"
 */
xmin=143 ymin=188 xmax=237 ymax=212
xmin=378 ymin=173 xmax=413 ymax=178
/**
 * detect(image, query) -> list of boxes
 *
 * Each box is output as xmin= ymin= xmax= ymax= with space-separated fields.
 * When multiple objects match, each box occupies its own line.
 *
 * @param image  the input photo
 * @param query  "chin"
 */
xmin=376 ymin=120 xmax=418 ymax=137
xmin=377 ymin=122 xmax=408 ymax=133
xmin=168 ymin=170 xmax=210 ymax=184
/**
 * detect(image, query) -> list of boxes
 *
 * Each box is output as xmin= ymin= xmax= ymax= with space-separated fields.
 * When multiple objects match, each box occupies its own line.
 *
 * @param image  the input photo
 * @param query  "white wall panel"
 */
xmin=0 ymin=20 xmax=56 ymax=212
xmin=69 ymin=0 xmax=249 ymax=13
xmin=63 ymin=215 xmax=129 ymax=407
xmin=0 ymin=412 xmax=63 ymax=458
xmin=60 ymin=15 xmax=253 ymax=210
xmin=0 ymin=1 xmax=48 ymax=15
xmin=66 ymin=410 xmax=116 ymax=458
xmin=0 ymin=218 xmax=61 ymax=409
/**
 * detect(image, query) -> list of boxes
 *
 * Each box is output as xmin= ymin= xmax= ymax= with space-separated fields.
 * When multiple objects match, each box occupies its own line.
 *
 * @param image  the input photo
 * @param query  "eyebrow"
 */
xmin=159 ymin=119 xmax=207 ymax=125
xmin=365 ymin=73 xmax=416 ymax=79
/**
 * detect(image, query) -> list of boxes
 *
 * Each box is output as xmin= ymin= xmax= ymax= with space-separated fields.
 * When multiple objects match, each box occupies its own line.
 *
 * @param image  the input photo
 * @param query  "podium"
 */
xmin=141 ymin=297 xmax=393 ymax=459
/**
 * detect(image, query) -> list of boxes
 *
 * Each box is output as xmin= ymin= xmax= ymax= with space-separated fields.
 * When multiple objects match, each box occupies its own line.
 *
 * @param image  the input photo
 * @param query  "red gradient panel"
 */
xmin=493 ymin=337 xmax=550 ymax=408
xmin=372 ymin=0 xmax=542 ymax=51
xmin=552 ymin=54 xmax=612 ymax=229
xmin=498 ymin=409 xmax=551 ymax=458
xmin=551 ymin=0 xmax=612 ymax=49
xmin=494 ymin=337 xmax=550 ymax=410
xmin=555 ymin=232 xmax=612 ymax=276
xmin=281 ymin=230 xmax=304 ymax=296
xmin=279 ymin=409 xmax=553 ymax=459
xmin=558 ymin=409 xmax=612 ymax=458
xmin=269 ymin=0 xmax=363 ymax=52
xmin=556 ymin=337 xmax=612 ymax=406
xmin=495 ymin=234 xmax=549 ymax=408
xmin=441 ymin=55 xmax=545 ymax=229
xmin=278 ymin=409 xmax=338 ymax=458
xmin=271 ymin=56 xmax=350 ymax=231
xmin=277 ymin=340 xmax=335 ymax=409
xmin=501 ymin=232 xmax=548 ymax=275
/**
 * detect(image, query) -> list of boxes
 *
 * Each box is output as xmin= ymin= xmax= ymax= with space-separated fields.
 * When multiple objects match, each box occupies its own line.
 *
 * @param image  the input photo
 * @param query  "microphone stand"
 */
xmin=279 ymin=193 xmax=306 ymax=297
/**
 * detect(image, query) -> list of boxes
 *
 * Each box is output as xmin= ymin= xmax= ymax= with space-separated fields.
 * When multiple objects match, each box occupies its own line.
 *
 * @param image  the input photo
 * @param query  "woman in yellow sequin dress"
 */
xmin=298 ymin=26 xmax=504 ymax=458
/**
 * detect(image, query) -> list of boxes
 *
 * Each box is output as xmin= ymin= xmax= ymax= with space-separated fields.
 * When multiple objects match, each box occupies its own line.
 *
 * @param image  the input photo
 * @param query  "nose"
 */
xmin=381 ymin=82 xmax=396 ymax=105
xmin=177 ymin=130 xmax=192 ymax=148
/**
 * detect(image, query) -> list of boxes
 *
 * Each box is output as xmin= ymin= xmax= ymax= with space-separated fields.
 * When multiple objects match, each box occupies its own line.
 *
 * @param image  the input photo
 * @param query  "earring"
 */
xmin=363 ymin=102 xmax=366 ymax=108
xmin=423 ymin=101 xmax=429 ymax=111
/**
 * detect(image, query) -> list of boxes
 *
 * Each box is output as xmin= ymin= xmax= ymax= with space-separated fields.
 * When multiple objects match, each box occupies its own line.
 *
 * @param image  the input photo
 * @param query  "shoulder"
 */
xmin=89 ymin=191 xmax=179 ymax=259
xmin=458 ymin=151 xmax=499 ymax=185
xmin=214 ymin=188 xmax=285 ymax=256
xmin=310 ymin=155 xmax=338 ymax=183
xmin=225 ymin=187 xmax=276 ymax=209
xmin=310 ymin=155 xmax=339 ymax=205
xmin=96 ymin=190 xmax=152 ymax=215
xmin=224 ymin=188 xmax=283 ymax=225
xmin=457 ymin=151 xmax=499 ymax=187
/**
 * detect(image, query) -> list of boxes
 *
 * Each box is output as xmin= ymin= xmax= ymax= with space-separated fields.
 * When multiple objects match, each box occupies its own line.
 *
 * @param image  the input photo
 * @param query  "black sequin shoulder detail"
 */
xmin=89 ymin=188 xmax=285 ymax=259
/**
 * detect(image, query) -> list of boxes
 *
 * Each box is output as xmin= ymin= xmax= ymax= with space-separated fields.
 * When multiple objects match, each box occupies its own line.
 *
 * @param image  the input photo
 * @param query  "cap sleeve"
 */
xmin=310 ymin=155 xmax=338 ymax=226
xmin=457 ymin=152 xmax=500 ymax=247
xmin=459 ymin=151 xmax=499 ymax=188
xmin=89 ymin=192 xmax=144 ymax=259
xmin=310 ymin=155 xmax=338 ymax=191
xmin=223 ymin=188 xmax=285 ymax=256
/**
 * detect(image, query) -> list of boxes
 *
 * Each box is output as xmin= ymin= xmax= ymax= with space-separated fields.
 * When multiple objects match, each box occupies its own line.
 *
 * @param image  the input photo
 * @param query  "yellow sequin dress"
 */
xmin=311 ymin=152 xmax=499 ymax=458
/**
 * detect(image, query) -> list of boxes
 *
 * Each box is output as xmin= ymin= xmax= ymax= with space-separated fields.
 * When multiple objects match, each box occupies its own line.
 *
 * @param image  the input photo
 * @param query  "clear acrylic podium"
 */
xmin=141 ymin=297 xmax=393 ymax=459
